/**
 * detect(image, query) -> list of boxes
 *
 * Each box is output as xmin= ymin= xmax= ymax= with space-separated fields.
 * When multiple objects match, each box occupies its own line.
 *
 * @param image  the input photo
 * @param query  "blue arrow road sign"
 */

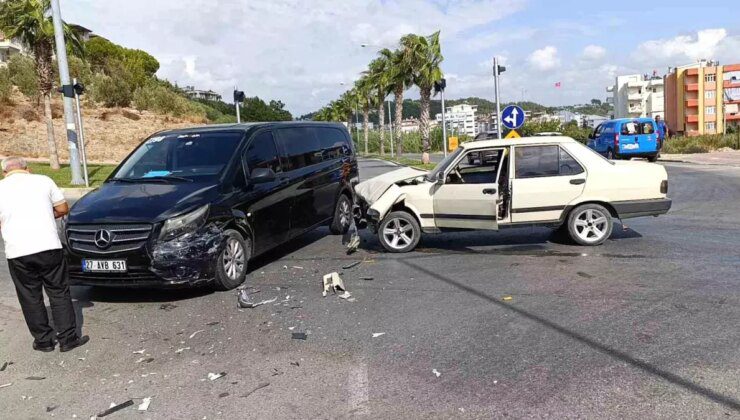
xmin=501 ymin=105 xmax=525 ymax=130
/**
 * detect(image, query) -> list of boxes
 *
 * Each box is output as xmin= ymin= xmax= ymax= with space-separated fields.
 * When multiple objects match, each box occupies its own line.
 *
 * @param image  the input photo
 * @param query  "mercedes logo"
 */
xmin=94 ymin=229 xmax=113 ymax=249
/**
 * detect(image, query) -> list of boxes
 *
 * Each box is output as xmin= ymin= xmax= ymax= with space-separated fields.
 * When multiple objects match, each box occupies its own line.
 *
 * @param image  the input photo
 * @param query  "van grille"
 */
xmin=67 ymin=224 xmax=153 ymax=255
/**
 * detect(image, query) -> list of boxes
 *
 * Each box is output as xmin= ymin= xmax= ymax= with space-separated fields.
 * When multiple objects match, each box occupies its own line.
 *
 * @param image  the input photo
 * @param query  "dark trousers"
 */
xmin=8 ymin=249 xmax=77 ymax=345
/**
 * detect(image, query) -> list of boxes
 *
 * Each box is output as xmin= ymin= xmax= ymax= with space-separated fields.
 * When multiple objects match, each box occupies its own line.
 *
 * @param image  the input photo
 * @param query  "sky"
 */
xmin=65 ymin=0 xmax=740 ymax=116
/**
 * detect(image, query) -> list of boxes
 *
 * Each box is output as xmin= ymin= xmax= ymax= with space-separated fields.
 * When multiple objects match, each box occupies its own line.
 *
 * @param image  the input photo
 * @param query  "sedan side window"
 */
xmin=447 ymin=149 xmax=502 ymax=184
xmin=515 ymin=146 xmax=559 ymax=178
xmin=559 ymin=147 xmax=584 ymax=176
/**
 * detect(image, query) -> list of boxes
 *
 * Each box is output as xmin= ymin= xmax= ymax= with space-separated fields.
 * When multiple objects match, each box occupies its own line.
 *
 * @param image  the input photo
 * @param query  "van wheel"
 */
xmin=606 ymin=149 xmax=615 ymax=160
xmin=214 ymin=230 xmax=250 ymax=290
xmin=378 ymin=211 xmax=421 ymax=253
xmin=567 ymin=204 xmax=613 ymax=246
xmin=648 ymin=153 xmax=658 ymax=163
xmin=330 ymin=194 xmax=352 ymax=235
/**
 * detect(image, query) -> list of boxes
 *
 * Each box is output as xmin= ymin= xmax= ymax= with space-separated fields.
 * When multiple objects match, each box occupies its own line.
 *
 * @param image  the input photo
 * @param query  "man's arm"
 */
xmin=53 ymin=201 xmax=69 ymax=219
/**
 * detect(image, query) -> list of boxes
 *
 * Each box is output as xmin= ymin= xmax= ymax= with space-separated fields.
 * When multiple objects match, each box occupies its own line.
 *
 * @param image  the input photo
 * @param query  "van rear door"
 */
xmin=619 ymin=120 xmax=657 ymax=154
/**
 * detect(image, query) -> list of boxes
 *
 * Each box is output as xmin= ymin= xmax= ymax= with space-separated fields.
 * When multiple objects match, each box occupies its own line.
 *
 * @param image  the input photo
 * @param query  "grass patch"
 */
xmin=364 ymin=154 xmax=437 ymax=171
xmin=663 ymin=134 xmax=740 ymax=154
xmin=27 ymin=162 xmax=117 ymax=188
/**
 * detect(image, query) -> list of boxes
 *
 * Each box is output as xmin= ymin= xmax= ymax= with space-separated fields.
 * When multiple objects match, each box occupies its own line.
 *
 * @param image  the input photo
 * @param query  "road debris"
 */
xmin=343 ymin=219 xmax=361 ymax=254
xmin=0 ymin=383 xmax=12 ymax=389
xmin=218 ymin=392 xmax=229 ymax=398
xmin=241 ymin=381 xmax=271 ymax=398
xmin=291 ymin=332 xmax=308 ymax=340
xmin=208 ymin=372 xmax=226 ymax=381
xmin=502 ymin=296 xmax=513 ymax=301
xmin=136 ymin=357 xmax=155 ymax=364
xmin=0 ymin=361 xmax=11 ymax=371
xmin=133 ymin=349 xmax=145 ymax=354
xmin=46 ymin=404 xmax=58 ymax=412
xmin=137 ymin=397 xmax=152 ymax=412
xmin=271 ymin=368 xmax=283 ymax=376
xmin=25 ymin=376 xmax=45 ymax=380
xmin=237 ymin=289 xmax=278 ymax=308
xmin=189 ymin=330 xmax=205 ymax=339
xmin=97 ymin=400 xmax=134 ymax=417
xmin=432 ymin=369 xmax=442 ymax=378
xmin=338 ymin=291 xmax=352 ymax=300
xmin=290 ymin=361 xmax=300 ymax=367
xmin=577 ymin=271 xmax=594 ymax=279
xmin=361 ymin=277 xmax=374 ymax=281
xmin=372 ymin=332 xmax=386 ymax=338
xmin=292 ymin=266 xmax=304 ymax=270
xmin=206 ymin=321 xmax=220 ymax=326
xmin=342 ymin=260 xmax=363 ymax=270
xmin=322 ymin=272 xmax=347 ymax=297
xmin=159 ymin=303 xmax=178 ymax=311
xmin=175 ymin=347 xmax=190 ymax=354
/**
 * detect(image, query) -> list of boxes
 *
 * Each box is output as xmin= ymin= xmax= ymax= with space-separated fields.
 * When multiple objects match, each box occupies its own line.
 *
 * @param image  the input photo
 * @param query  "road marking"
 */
xmin=363 ymin=158 xmax=402 ymax=167
xmin=347 ymin=361 xmax=369 ymax=415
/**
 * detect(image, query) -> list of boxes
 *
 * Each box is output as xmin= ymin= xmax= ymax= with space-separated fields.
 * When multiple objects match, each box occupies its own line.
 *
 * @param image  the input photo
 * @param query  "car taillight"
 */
xmin=661 ymin=180 xmax=668 ymax=194
xmin=614 ymin=134 xmax=620 ymax=148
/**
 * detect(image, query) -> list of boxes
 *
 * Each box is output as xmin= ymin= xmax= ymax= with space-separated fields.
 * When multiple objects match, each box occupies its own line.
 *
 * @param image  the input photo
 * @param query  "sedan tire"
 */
xmin=378 ymin=211 xmax=421 ymax=253
xmin=566 ymin=204 xmax=613 ymax=246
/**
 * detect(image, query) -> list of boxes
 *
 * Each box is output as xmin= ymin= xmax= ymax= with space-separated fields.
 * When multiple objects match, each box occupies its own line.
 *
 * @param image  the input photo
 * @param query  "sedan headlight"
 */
xmin=159 ymin=205 xmax=209 ymax=241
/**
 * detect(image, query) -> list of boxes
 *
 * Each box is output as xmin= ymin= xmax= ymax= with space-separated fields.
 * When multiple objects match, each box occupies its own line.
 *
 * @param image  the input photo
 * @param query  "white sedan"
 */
xmin=355 ymin=136 xmax=671 ymax=253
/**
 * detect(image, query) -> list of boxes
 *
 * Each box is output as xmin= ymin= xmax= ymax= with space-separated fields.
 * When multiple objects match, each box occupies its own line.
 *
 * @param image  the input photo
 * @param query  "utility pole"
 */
xmin=435 ymin=78 xmax=447 ymax=156
xmin=493 ymin=57 xmax=504 ymax=140
xmin=387 ymin=99 xmax=394 ymax=157
xmin=72 ymin=79 xmax=89 ymax=187
xmin=234 ymin=89 xmax=245 ymax=123
xmin=50 ymin=0 xmax=83 ymax=185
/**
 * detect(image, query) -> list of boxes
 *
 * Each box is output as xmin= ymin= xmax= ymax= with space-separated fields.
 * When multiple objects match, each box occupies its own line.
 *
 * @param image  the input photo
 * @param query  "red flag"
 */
xmin=554 ymin=82 xmax=561 ymax=88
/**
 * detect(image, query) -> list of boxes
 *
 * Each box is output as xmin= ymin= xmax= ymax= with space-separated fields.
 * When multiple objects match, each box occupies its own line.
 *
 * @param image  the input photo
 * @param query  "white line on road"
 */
xmin=347 ymin=361 xmax=369 ymax=415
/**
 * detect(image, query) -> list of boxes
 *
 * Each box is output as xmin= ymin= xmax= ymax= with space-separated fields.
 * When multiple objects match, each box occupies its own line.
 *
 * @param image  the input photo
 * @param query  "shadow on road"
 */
xmin=70 ymin=285 xmax=213 ymax=303
xmin=400 ymin=259 xmax=740 ymax=412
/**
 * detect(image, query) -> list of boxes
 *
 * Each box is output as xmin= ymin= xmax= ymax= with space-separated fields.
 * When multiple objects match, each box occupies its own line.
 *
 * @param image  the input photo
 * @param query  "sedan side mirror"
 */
xmin=435 ymin=171 xmax=445 ymax=185
xmin=250 ymin=167 xmax=276 ymax=184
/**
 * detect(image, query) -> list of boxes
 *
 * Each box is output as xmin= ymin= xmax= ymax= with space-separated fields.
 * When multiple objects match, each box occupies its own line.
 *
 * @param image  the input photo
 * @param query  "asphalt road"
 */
xmin=1 ymin=159 xmax=739 ymax=418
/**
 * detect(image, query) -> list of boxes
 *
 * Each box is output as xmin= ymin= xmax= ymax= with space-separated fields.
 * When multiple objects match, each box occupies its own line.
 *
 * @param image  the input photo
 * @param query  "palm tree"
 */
xmin=355 ymin=77 xmax=375 ymax=155
xmin=401 ymin=31 xmax=444 ymax=163
xmin=364 ymin=56 xmax=391 ymax=155
xmin=0 ymin=0 xmax=83 ymax=170
xmin=380 ymin=47 xmax=413 ymax=156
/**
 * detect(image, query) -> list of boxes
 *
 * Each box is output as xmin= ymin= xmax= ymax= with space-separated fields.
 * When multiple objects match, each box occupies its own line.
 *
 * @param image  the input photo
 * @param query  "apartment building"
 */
xmin=607 ymin=74 xmax=664 ymax=119
xmin=183 ymin=86 xmax=223 ymax=102
xmin=0 ymin=30 xmax=24 ymax=65
xmin=435 ymin=103 xmax=477 ymax=137
xmin=664 ymin=61 xmax=740 ymax=136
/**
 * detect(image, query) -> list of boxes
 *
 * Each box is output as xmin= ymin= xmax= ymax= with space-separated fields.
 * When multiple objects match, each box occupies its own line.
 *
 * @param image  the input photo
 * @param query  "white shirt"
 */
xmin=0 ymin=171 xmax=66 ymax=259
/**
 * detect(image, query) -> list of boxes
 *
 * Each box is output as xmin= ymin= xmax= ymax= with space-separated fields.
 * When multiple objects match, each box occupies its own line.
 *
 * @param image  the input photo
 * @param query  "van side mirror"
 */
xmin=588 ymin=133 xmax=594 ymax=139
xmin=435 ymin=171 xmax=445 ymax=185
xmin=250 ymin=167 xmax=276 ymax=184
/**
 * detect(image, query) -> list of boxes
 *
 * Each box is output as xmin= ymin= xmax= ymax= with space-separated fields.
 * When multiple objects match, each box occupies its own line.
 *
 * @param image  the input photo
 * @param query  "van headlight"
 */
xmin=159 ymin=205 xmax=209 ymax=241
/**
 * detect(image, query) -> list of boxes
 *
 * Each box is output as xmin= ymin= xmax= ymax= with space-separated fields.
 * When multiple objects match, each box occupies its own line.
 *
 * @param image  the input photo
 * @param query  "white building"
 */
xmin=581 ymin=114 xmax=609 ymax=128
xmin=436 ymin=104 xmax=477 ymax=137
xmin=183 ymin=86 xmax=222 ymax=102
xmin=0 ymin=30 xmax=24 ymax=65
xmin=607 ymin=74 xmax=664 ymax=119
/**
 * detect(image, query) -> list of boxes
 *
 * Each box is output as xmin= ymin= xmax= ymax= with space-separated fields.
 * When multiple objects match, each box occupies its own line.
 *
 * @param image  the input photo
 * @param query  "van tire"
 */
xmin=606 ymin=149 xmax=614 ymax=160
xmin=214 ymin=230 xmax=250 ymax=291
xmin=378 ymin=211 xmax=421 ymax=253
xmin=647 ymin=153 xmax=658 ymax=163
xmin=330 ymin=193 xmax=352 ymax=235
xmin=566 ymin=204 xmax=613 ymax=246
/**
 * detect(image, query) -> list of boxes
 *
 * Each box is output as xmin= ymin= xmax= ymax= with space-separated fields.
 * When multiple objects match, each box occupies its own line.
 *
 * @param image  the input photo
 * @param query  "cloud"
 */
xmin=633 ymin=28 xmax=728 ymax=63
xmin=581 ymin=45 xmax=606 ymax=61
xmin=527 ymin=46 xmax=559 ymax=71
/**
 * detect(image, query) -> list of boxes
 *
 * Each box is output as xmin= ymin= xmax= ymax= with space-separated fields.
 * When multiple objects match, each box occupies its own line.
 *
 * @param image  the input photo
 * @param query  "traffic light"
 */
xmin=494 ymin=65 xmax=506 ymax=75
xmin=434 ymin=78 xmax=447 ymax=94
xmin=233 ymin=90 xmax=245 ymax=103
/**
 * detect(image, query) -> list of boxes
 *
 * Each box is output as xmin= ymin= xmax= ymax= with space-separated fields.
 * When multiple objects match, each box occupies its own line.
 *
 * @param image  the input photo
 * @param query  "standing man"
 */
xmin=655 ymin=115 xmax=667 ymax=149
xmin=0 ymin=157 xmax=88 ymax=352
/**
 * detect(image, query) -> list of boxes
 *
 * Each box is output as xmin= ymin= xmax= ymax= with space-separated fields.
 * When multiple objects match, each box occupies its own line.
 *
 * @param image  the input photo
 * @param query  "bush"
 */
xmin=90 ymin=73 xmax=133 ymax=107
xmin=663 ymin=134 xmax=739 ymax=154
xmin=0 ymin=67 xmax=12 ymax=103
xmin=7 ymin=55 xmax=38 ymax=98
xmin=132 ymin=82 xmax=206 ymax=119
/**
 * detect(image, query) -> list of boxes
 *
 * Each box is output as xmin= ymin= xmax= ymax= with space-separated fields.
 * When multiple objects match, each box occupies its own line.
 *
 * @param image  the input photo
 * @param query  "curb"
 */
xmin=61 ymin=188 xmax=94 ymax=200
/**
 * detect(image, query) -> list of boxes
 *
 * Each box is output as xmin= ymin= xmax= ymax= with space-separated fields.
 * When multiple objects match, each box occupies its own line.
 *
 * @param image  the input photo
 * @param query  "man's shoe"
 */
xmin=32 ymin=341 xmax=55 ymax=352
xmin=59 ymin=336 xmax=89 ymax=353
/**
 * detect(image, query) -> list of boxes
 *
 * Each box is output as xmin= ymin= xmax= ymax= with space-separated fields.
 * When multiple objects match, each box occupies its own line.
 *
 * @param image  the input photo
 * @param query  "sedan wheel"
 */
xmin=378 ymin=211 xmax=421 ymax=253
xmin=567 ymin=204 xmax=613 ymax=246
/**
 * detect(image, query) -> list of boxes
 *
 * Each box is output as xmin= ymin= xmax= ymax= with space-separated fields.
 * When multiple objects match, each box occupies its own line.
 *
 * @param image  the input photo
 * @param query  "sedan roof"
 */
xmin=461 ymin=136 xmax=579 ymax=149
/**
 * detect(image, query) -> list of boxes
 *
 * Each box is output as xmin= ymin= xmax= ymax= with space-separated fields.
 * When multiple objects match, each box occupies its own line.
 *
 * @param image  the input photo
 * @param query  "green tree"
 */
xmin=0 ymin=67 xmax=12 ymax=103
xmin=7 ymin=54 xmax=38 ymax=98
xmin=0 ymin=0 xmax=83 ymax=169
xmin=401 ymin=31 xmax=444 ymax=163
xmin=381 ymin=47 xmax=413 ymax=155
xmin=364 ymin=55 xmax=391 ymax=155
xmin=355 ymin=76 xmax=376 ymax=154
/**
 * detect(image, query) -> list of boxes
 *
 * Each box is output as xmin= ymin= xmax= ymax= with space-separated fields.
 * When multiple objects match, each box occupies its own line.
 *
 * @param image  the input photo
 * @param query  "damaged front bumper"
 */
xmin=67 ymin=224 xmax=226 ymax=288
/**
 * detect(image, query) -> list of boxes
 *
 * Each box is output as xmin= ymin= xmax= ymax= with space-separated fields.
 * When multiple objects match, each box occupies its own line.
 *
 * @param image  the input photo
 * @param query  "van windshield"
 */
xmin=111 ymin=132 xmax=243 ymax=181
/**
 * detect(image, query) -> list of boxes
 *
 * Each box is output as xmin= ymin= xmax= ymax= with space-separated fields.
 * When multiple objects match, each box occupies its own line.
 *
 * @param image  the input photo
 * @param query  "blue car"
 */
xmin=588 ymin=118 xmax=660 ymax=162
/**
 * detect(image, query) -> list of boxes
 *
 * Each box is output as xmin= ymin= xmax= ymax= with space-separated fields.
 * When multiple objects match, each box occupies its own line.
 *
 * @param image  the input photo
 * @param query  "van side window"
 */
xmin=245 ymin=131 xmax=281 ymax=174
xmin=559 ymin=148 xmax=584 ymax=176
xmin=640 ymin=122 xmax=654 ymax=134
xmin=515 ymin=146 xmax=559 ymax=178
xmin=276 ymin=127 xmax=323 ymax=171
xmin=317 ymin=128 xmax=351 ymax=160
xmin=620 ymin=122 xmax=638 ymax=135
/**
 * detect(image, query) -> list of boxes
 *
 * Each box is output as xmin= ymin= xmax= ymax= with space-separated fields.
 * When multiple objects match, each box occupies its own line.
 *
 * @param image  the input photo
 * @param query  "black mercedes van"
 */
xmin=64 ymin=122 xmax=358 ymax=290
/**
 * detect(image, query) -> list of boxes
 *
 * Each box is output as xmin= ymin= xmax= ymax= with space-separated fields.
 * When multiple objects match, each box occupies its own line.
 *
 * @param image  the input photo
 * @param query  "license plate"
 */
xmin=82 ymin=259 xmax=127 ymax=273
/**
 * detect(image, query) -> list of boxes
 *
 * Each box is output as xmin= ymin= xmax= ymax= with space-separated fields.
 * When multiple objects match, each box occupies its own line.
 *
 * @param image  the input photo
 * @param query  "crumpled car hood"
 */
xmin=355 ymin=166 xmax=427 ymax=205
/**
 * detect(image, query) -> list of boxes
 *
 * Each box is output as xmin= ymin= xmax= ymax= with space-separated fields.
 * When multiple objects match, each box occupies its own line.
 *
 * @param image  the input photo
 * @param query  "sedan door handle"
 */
xmin=570 ymin=179 xmax=586 ymax=185
xmin=482 ymin=188 xmax=497 ymax=195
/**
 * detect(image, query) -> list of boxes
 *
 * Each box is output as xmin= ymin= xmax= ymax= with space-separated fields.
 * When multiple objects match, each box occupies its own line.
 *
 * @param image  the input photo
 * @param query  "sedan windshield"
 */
xmin=426 ymin=147 xmax=464 ymax=182
xmin=111 ymin=132 xmax=243 ymax=181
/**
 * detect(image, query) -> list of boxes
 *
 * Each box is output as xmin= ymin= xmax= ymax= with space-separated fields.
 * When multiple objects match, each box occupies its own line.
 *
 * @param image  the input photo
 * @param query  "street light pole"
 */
xmin=387 ymin=98 xmax=394 ymax=157
xmin=72 ymin=78 xmax=89 ymax=187
xmin=440 ymin=89 xmax=448 ymax=157
xmin=493 ymin=57 xmax=503 ymax=140
xmin=50 ymin=0 xmax=84 ymax=185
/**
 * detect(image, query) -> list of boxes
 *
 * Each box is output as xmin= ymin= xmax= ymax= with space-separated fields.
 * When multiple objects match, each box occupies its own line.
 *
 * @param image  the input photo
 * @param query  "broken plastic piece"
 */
xmin=241 ymin=381 xmax=270 ymax=398
xmin=361 ymin=277 xmax=374 ymax=281
xmin=133 ymin=349 xmax=145 ymax=354
xmin=46 ymin=405 xmax=58 ymax=412
xmin=159 ymin=303 xmax=177 ymax=311
xmin=432 ymin=369 xmax=441 ymax=378
xmin=343 ymin=219 xmax=360 ymax=254
xmin=97 ymin=400 xmax=134 ymax=417
xmin=0 ymin=362 xmax=9 ymax=372
xmin=342 ymin=261 xmax=362 ymax=270
xmin=322 ymin=272 xmax=346 ymax=297
xmin=0 ymin=383 xmax=12 ymax=389
xmin=218 ymin=392 xmax=229 ymax=398
xmin=372 ymin=333 xmax=385 ymax=338
xmin=291 ymin=332 xmax=308 ymax=340
xmin=189 ymin=330 xmax=205 ymax=339
xmin=237 ymin=289 xmax=277 ymax=308
xmin=502 ymin=296 xmax=513 ymax=301
xmin=338 ymin=291 xmax=352 ymax=299
xmin=207 ymin=372 xmax=226 ymax=381
xmin=138 ymin=397 xmax=151 ymax=412
xmin=175 ymin=347 xmax=190 ymax=354
xmin=25 ymin=376 xmax=45 ymax=380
